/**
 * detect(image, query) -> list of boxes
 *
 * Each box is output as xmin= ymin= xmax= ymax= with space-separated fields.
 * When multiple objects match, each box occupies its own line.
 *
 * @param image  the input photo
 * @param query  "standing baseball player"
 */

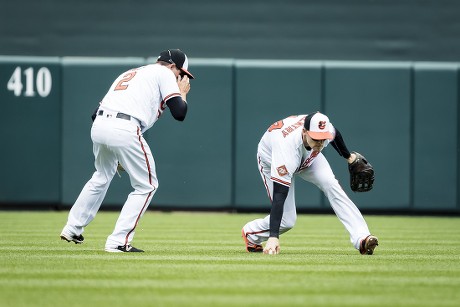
xmin=242 ymin=112 xmax=378 ymax=255
xmin=60 ymin=49 xmax=194 ymax=252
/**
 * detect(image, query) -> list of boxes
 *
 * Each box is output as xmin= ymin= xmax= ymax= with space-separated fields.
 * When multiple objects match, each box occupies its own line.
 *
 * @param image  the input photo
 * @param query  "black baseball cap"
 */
xmin=157 ymin=49 xmax=195 ymax=79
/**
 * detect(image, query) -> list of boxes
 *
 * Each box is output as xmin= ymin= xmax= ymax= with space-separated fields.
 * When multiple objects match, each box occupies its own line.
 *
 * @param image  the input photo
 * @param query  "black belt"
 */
xmin=98 ymin=110 xmax=131 ymax=121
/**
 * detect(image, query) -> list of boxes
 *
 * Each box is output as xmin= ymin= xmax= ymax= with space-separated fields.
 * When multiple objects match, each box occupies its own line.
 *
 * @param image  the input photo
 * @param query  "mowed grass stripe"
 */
xmin=0 ymin=211 xmax=459 ymax=307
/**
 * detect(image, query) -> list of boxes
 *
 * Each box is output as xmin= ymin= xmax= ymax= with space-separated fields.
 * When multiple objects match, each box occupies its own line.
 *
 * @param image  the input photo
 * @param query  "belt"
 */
xmin=98 ymin=110 xmax=132 ymax=121
xmin=97 ymin=109 xmax=141 ymax=128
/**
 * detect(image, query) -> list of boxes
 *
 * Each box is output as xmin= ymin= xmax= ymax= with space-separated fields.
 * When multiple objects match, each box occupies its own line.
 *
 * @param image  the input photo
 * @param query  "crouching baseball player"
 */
xmin=242 ymin=112 xmax=378 ymax=255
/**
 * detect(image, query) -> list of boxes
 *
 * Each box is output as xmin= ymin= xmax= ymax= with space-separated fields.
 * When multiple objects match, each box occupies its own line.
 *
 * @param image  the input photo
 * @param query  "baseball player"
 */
xmin=241 ymin=112 xmax=378 ymax=255
xmin=60 ymin=49 xmax=194 ymax=252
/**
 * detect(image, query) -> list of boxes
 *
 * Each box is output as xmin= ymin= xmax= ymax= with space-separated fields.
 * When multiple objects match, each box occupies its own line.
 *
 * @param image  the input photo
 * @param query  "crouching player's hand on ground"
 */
xmin=264 ymin=237 xmax=280 ymax=255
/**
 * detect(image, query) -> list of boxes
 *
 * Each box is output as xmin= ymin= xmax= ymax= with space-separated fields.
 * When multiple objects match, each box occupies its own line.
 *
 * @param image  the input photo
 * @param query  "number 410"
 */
xmin=7 ymin=66 xmax=52 ymax=97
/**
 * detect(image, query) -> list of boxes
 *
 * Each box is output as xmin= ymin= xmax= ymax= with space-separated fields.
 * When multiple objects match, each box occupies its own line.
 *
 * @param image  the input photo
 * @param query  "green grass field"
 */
xmin=0 ymin=211 xmax=459 ymax=307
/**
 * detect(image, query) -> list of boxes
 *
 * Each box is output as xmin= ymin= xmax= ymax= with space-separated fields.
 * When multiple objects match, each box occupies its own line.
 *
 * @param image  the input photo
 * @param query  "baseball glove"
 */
xmin=348 ymin=151 xmax=374 ymax=192
xmin=116 ymin=162 xmax=125 ymax=178
xmin=117 ymin=162 xmax=125 ymax=172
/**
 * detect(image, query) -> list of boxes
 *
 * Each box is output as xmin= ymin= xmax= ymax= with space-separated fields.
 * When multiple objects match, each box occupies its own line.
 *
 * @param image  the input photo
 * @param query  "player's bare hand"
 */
xmin=177 ymin=75 xmax=191 ymax=96
xmin=347 ymin=152 xmax=357 ymax=164
xmin=263 ymin=237 xmax=280 ymax=255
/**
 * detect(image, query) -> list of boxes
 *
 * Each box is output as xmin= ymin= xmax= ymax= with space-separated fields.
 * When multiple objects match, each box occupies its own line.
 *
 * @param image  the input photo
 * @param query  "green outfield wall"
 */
xmin=0 ymin=56 xmax=458 ymax=213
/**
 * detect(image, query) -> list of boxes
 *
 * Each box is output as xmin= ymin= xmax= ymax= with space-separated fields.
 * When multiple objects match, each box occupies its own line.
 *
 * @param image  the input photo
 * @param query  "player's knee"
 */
xmin=137 ymin=182 xmax=158 ymax=194
xmin=281 ymin=214 xmax=297 ymax=230
xmin=149 ymin=182 xmax=158 ymax=193
xmin=317 ymin=177 xmax=339 ymax=192
xmin=284 ymin=221 xmax=296 ymax=230
xmin=88 ymin=172 xmax=112 ymax=191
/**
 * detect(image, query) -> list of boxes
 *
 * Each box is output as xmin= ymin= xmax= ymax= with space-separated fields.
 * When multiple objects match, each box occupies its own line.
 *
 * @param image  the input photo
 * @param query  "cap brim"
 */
xmin=307 ymin=131 xmax=334 ymax=140
xmin=180 ymin=68 xmax=194 ymax=79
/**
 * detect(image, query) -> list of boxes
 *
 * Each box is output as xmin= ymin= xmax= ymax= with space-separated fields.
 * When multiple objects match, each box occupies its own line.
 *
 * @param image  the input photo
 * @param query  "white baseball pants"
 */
xmin=243 ymin=152 xmax=371 ymax=250
xmin=61 ymin=111 xmax=158 ymax=249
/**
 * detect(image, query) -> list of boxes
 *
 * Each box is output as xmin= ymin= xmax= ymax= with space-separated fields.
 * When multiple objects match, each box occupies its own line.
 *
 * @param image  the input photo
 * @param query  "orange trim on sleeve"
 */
xmin=163 ymin=92 xmax=181 ymax=101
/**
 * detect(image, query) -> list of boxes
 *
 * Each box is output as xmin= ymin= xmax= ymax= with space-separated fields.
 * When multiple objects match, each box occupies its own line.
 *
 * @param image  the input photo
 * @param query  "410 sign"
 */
xmin=7 ymin=66 xmax=52 ymax=97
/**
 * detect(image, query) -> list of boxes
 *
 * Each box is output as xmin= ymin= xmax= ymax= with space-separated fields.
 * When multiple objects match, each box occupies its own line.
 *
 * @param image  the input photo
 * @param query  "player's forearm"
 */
xmin=166 ymin=96 xmax=188 ymax=121
xmin=330 ymin=128 xmax=351 ymax=159
xmin=269 ymin=182 xmax=289 ymax=237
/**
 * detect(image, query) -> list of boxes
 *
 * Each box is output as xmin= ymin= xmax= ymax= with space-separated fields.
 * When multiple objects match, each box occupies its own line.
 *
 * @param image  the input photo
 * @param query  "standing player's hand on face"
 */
xmin=177 ymin=75 xmax=190 ymax=96
xmin=264 ymin=237 xmax=280 ymax=255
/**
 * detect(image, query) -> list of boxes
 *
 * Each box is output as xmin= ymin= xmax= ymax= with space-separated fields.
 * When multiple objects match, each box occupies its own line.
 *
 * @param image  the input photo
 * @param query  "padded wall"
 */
xmin=0 ymin=56 xmax=458 ymax=213
xmin=413 ymin=63 xmax=458 ymax=210
xmin=0 ymin=56 xmax=61 ymax=204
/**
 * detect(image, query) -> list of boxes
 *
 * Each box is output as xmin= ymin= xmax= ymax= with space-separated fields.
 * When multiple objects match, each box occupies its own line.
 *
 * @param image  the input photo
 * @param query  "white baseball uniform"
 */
xmin=243 ymin=115 xmax=371 ymax=250
xmin=61 ymin=64 xmax=182 ymax=250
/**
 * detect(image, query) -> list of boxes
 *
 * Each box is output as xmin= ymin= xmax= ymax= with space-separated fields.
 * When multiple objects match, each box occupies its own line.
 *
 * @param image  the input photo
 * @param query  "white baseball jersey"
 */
xmin=258 ymin=115 xmax=336 ymax=187
xmin=100 ymin=64 xmax=182 ymax=131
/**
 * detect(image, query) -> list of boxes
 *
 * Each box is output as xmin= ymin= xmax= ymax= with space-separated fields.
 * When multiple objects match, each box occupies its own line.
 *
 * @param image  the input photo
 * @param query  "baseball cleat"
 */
xmin=359 ymin=235 xmax=379 ymax=255
xmin=60 ymin=233 xmax=84 ymax=244
xmin=241 ymin=228 xmax=263 ymax=253
xmin=105 ymin=245 xmax=144 ymax=253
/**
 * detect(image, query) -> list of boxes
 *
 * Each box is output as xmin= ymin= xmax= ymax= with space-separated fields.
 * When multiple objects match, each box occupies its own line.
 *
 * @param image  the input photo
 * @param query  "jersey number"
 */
xmin=268 ymin=120 xmax=284 ymax=132
xmin=114 ymin=71 xmax=137 ymax=91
